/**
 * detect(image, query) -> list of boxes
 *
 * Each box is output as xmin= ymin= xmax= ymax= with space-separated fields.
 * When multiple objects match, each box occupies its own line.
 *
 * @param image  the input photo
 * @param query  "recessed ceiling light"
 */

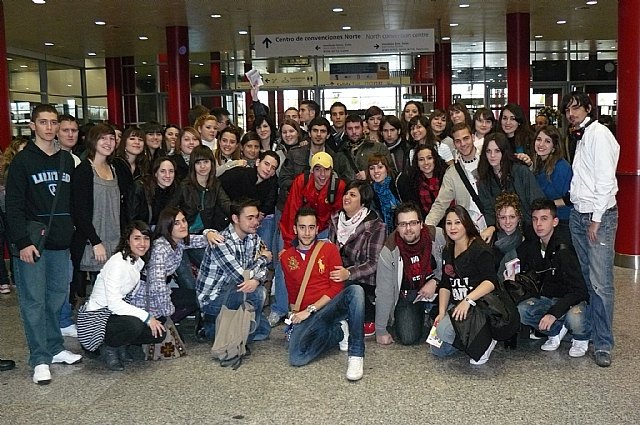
xmin=199 ymin=63 xmax=204 ymax=66
xmin=221 ymin=70 xmax=226 ymax=73
xmin=586 ymin=1 xmax=597 ymax=4
xmin=342 ymin=26 xmax=351 ymax=30
xmin=238 ymin=30 xmax=248 ymax=35
xmin=147 ymin=74 xmax=152 ymax=77
xmin=459 ymin=4 xmax=470 ymax=8
xmin=556 ymin=20 xmax=567 ymax=24
xmin=139 ymin=36 xmax=148 ymax=40
xmin=449 ymin=23 xmax=459 ymax=27
xmin=210 ymin=14 xmax=221 ymax=18
xmin=20 ymin=65 xmax=28 ymax=68
xmin=95 ymin=20 xmax=106 ymax=26
xmin=332 ymin=7 xmax=344 ymax=12
xmin=442 ymin=36 xmax=451 ymax=41
xmin=194 ymin=74 xmax=199 ymax=78
xmin=543 ymin=56 xmax=547 ymax=60
xmin=44 ymin=42 xmax=54 ymax=46
xmin=32 ymin=0 xmax=46 ymax=4
xmin=142 ymin=61 xmax=147 ymax=64
xmin=534 ymin=35 xmax=543 ymax=39
xmin=88 ymin=52 xmax=96 ymax=56
xmin=610 ymin=46 xmax=616 ymax=49
xmin=67 ymin=84 xmax=72 ymax=87
xmin=7 ymin=58 xmax=12 ymax=61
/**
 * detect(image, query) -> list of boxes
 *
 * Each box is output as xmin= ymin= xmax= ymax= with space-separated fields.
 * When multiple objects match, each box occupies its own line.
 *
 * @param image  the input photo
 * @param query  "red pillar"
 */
xmin=0 ymin=1 xmax=11 ymax=147
xmin=506 ymin=13 xmax=530 ymax=110
xmin=166 ymin=26 xmax=190 ymax=128
xmin=210 ymin=52 xmax=222 ymax=108
xmin=434 ymin=42 xmax=452 ymax=110
xmin=122 ymin=56 xmax=137 ymax=124
xmin=105 ymin=57 xmax=124 ymax=126
xmin=615 ymin=0 xmax=640 ymax=267
xmin=276 ymin=90 xmax=284 ymax=123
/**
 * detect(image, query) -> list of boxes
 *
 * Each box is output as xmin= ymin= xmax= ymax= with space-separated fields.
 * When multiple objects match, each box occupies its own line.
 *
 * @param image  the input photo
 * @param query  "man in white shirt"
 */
xmin=561 ymin=91 xmax=620 ymax=367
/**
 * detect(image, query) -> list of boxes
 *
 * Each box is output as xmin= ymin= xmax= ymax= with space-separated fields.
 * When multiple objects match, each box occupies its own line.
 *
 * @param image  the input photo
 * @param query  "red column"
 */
xmin=121 ymin=56 xmax=137 ymax=124
xmin=210 ymin=52 xmax=222 ymax=108
xmin=506 ymin=13 xmax=530 ymax=110
xmin=434 ymin=42 xmax=452 ymax=110
xmin=0 ymin=1 xmax=11 ymax=147
xmin=105 ymin=57 xmax=124 ymax=126
xmin=276 ymin=90 xmax=284 ymax=123
xmin=615 ymin=0 xmax=640 ymax=267
xmin=166 ymin=26 xmax=190 ymax=128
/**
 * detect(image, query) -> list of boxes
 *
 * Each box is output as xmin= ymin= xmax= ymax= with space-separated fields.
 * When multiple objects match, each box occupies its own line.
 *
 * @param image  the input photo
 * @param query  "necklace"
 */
xmin=461 ymin=156 xmax=477 ymax=164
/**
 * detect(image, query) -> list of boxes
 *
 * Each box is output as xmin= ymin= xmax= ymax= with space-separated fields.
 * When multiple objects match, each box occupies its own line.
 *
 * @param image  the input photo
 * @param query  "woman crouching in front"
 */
xmin=77 ymin=221 xmax=165 ymax=371
xmin=431 ymin=205 xmax=499 ymax=365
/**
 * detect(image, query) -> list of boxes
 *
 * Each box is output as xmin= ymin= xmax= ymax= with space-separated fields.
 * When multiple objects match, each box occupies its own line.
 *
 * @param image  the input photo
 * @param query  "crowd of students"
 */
xmin=0 ymin=89 xmax=619 ymax=382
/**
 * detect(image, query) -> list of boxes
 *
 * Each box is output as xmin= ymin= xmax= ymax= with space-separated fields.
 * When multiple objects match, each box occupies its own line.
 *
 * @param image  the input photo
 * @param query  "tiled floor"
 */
xmin=1 ymin=267 xmax=639 ymax=424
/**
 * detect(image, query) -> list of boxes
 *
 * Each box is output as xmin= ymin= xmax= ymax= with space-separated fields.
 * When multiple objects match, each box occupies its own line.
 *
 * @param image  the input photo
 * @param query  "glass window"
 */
xmin=8 ymin=57 xmax=40 ymax=92
xmin=86 ymin=68 xmax=107 ymax=97
xmin=47 ymin=64 xmax=81 ymax=96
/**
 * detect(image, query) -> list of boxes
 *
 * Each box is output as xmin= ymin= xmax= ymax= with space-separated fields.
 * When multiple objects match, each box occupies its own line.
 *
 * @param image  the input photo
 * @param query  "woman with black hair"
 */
xmin=77 ymin=221 xmax=165 ymax=371
xmin=171 ymin=127 xmax=202 ymax=183
xmin=127 ymin=156 xmax=177 ymax=227
xmin=164 ymin=124 xmax=180 ymax=155
xmin=328 ymin=180 xmax=386 ymax=337
xmin=473 ymin=107 xmax=496 ymax=151
xmin=477 ymin=132 xmax=544 ymax=243
xmin=380 ymin=115 xmax=410 ymax=173
xmin=240 ymin=131 xmax=261 ymax=167
xmin=365 ymin=105 xmax=384 ymax=143
xmin=498 ymin=103 xmax=533 ymax=156
xmin=400 ymin=100 xmax=424 ymax=134
xmin=129 ymin=207 xmax=221 ymax=325
xmin=408 ymin=115 xmax=453 ymax=165
xmin=255 ymin=115 xmax=279 ymax=152
xmin=113 ymin=127 xmax=147 ymax=210
xmin=396 ymin=144 xmax=448 ymax=219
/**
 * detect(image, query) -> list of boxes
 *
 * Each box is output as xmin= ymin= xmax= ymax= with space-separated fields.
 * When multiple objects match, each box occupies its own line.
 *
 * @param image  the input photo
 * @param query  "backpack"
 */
xmin=210 ymin=295 xmax=256 ymax=369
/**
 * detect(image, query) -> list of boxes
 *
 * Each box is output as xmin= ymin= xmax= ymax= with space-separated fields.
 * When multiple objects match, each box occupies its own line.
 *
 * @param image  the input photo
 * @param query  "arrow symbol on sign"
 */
xmin=374 ymin=44 xmax=380 ymax=49
xmin=262 ymin=37 xmax=272 ymax=48
xmin=264 ymin=78 xmax=271 ymax=83
xmin=315 ymin=45 xmax=320 ymax=50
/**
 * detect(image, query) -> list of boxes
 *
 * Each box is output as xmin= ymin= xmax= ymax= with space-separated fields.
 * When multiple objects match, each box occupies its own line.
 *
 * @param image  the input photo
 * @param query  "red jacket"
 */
xmin=279 ymin=172 xmax=345 ymax=248
xmin=281 ymin=240 xmax=344 ymax=310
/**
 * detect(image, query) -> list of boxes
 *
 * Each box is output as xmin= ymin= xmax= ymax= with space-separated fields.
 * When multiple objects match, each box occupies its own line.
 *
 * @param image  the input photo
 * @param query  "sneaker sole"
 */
xmin=34 ymin=378 xmax=51 ymax=385
xmin=569 ymin=351 xmax=587 ymax=358
xmin=52 ymin=358 xmax=82 ymax=365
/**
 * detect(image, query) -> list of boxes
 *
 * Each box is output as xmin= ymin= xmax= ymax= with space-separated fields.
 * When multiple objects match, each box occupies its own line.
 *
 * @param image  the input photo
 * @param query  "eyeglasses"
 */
xmin=397 ymin=220 xmax=421 ymax=228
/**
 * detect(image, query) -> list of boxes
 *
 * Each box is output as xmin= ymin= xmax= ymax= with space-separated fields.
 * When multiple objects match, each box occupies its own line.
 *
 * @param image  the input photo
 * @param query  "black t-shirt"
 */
xmin=440 ymin=239 xmax=496 ymax=302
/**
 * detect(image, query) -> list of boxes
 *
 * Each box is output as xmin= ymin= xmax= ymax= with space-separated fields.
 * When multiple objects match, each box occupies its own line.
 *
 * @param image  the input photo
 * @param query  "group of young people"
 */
xmin=1 ymin=89 xmax=619 ymax=383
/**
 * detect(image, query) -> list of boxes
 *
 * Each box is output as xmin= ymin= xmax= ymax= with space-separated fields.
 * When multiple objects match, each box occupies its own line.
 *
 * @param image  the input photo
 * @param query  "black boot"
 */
xmin=118 ymin=345 xmax=134 ymax=363
xmin=102 ymin=346 xmax=124 ymax=371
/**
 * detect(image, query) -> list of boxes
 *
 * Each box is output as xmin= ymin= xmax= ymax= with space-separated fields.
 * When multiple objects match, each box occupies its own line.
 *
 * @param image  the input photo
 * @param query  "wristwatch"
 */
xmin=464 ymin=297 xmax=476 ymax=306
xmin=306 ymin=304 xmax=317 ymax=314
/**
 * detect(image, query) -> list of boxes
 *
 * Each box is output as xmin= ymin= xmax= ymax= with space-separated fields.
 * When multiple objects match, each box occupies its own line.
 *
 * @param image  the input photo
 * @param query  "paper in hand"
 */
xmin=245 ymin=69 xmax=263 ymax=88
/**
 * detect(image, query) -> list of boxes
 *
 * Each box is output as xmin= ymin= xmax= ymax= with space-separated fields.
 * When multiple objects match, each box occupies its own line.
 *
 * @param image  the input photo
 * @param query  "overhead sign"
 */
xmin=255 ymin=29 xmax=434 ymax=57
xmin=329 ymin=63 xmax=390 ymax=80
xmin=236 ymin=71 xmax=410 ymax=89
xmin=237 ymin=71 xmax=316 ymax=89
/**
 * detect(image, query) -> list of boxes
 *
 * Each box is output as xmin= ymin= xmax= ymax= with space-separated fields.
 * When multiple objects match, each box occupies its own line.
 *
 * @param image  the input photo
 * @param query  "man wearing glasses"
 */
xmin=375 ymin=202 xmax=441 ymax=346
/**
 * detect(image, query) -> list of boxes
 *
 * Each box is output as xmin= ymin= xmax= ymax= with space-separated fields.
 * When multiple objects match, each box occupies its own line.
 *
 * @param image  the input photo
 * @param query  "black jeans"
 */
xmin=104 ymin=315 xmax=165 ymax=347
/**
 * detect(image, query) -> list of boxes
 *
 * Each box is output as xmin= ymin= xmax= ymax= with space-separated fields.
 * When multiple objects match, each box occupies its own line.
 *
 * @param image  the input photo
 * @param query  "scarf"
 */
xmin=494 ymin=227 xmax=523 ymax=255
xmin=373 ymin=176 xmax=399 ymax=234
xmin=418 ymin=174 xmax=440 ymax=216
xmin=395 ymin=226 xmax=433 ymax=290
xmin=337 ymin=207 xmax=369 ymax=247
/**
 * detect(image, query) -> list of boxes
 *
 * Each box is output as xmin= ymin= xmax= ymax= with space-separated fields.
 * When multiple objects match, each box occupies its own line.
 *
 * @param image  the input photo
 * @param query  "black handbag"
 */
xmin=503 ymin=270 xmax=542 ymax=305
xmin=9 ymin=151 xmax=66 ymax=261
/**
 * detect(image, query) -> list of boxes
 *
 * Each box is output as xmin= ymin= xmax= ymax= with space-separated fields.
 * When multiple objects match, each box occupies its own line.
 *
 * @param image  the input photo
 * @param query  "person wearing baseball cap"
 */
xmin=279 ymin=152 xmax=346 ymax=250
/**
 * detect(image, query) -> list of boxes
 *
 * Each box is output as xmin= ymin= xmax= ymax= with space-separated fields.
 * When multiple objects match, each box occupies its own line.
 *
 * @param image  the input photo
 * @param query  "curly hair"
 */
xmin=494 ymin=192 xmax=523 ymax=232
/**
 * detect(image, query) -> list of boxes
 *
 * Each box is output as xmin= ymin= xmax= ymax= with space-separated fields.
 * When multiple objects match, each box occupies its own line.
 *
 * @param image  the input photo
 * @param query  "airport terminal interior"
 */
xmin=1 ymin=1 xmax=638 ymax=424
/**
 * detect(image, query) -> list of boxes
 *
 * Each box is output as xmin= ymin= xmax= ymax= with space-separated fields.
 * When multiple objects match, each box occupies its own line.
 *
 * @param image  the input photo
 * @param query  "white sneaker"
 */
xmin=52 ymin=350 xmax=82 ymax=365
xmin=470 ymin=339 xmax=497 ymax=365
xmin=33 ymin=364 xmax=51 ymax=385
xmin=60 ymin=324 xmax=78 ymax=338
xmin=541 ymin=325 xmax=568 ymax=351
xmin=346 ymin=356 xmax=364 ymax=381
xmin=569 ymin=339 xmax=589 ymax=358
xmin=339 ymin=320 xmax=349 ymax=352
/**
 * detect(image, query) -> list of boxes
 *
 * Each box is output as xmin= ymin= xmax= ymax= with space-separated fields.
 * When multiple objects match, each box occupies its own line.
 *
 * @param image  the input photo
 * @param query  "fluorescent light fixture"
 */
xmin=32 ymin=0 xmax=46 ymax=4
xmin=95 ymin=20 xmax=106 ymax=26
xmin=333 ymin=7 xmax=344 ymax=12
xmin=556 ymin=20 xmax=567 ymax=24
xmin=139 ymin=36 xmax=148 ymax=40
xmin=534 ymin=35 xmax=543 ymax=39
xmin=442 ymin=36 xmax=451 ymax=41
xmin=88 ymin=52 xmax=97 ymax=56
xmin=450 ymin=23 xmax=459 ymax=27
xmin=238 ymin=30 xmax=248 ymax=35
xmin=342 ymin=26 xmax=351 ymax=30
xmin=459 ymin=4 xmax=470 ymax=8
xmin=44 ymin=42 xmax=54 ymax=46
xmin=210 ymin=14 xmax=222 ymax=18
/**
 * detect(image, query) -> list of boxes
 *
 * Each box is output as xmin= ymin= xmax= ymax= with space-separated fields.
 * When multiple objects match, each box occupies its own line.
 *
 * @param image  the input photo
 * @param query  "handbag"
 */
xmin=503 ymin=270 xmax=542 ymax=304
xmin=140 ymin=271 xmax=187 ymax=360
xmin=9 ymin=151 xmax=66 ymax=260
xmin=211 ymin=292 xmax=256 ymax=369
xmin=76 ymin=304 xmax=112 ymax=352
xmin=142 ymin=317 xmax=187 ymax=360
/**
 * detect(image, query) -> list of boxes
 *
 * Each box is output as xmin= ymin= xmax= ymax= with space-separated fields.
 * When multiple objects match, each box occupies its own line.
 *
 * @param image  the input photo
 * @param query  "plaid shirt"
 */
xmin=196 ymin=224 xmax=268 ymax=307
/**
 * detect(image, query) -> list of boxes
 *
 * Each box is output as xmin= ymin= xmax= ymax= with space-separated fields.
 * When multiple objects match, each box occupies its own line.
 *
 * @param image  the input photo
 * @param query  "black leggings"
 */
xmin=104 ymin=315 xmax=165 ymax=347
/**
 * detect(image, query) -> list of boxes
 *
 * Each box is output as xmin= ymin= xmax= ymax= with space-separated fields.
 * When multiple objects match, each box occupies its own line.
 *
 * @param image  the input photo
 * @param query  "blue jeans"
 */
xmin=257 ymin=214 xmax=276 ymax=254
xmin=289 ymin=285 xmax=365 ymax=366
xmin=174 ymin=247 xmax=205 ymax=290
xmin=570 ymin=207 xmax=617 ymax=352
xmin=202 ymin=285 xmax=271 ymax=343
xmin=394 ymin=291 xmax=436 ymax=345
xmin=430 ymin=313 xmax=459 ymax=357
xmin=517 ymin=297 xmax=590 ymax=340
xmin=271 ymin=210 xmax=288 ymax=318
xmin=59 ymin=258 xmax=74 ymax=328
xmin=14 ymin=249 xmax=71 ymax=367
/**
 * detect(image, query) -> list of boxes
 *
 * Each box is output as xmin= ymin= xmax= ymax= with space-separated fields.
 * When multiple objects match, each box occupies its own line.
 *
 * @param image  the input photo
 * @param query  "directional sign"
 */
xmin=255 ymin=29 xmax=434 ymax=57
